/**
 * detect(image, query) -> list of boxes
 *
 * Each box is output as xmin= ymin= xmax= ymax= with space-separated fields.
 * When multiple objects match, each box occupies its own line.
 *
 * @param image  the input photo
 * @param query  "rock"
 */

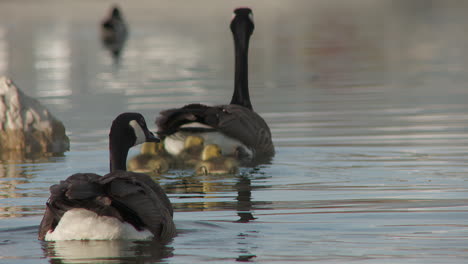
xmin=0 ymin=76 xmax=69 ymax=154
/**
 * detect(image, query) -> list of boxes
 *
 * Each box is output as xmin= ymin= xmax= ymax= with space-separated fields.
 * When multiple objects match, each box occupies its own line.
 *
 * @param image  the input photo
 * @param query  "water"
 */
xmin=1 ymin=0 xmax=468 ymax=263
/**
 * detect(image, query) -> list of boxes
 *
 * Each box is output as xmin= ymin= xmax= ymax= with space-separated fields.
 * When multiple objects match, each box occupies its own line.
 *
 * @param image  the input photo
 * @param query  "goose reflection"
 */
xmin=42 ymin=239 xmax=173 ymax=263
xmin=167 ymin=174 xmax=236 ymax=211
xmin=235 ymin=175 xmax=255 ymax=222
xmin=165 ymin=171 xmax=269 ymax=223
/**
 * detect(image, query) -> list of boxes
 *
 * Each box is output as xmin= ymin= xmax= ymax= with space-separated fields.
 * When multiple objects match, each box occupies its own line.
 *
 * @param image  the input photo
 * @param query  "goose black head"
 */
xmin=110 ymin=112 xmax=159 ymax=149
xmin=111 ymin=6 xmax=122 ymax=19
xmin=230 ymin=8 xmax=254 ymax=38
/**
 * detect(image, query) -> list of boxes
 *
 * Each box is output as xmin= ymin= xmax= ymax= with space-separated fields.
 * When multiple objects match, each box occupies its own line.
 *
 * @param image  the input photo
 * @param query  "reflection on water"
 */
xmin=0 ymin=26 xmax=7 ymax=74
xmin=0 ymin=156 xmax=60 ymax=219
xmin=163 ymin=171 xmax=270 ymax=220
xmin=0 ymin=0 xmax=468 ymax=263
xmin=235 ymin=175 xmax=256 ymax=223
xmin=0 ymin=164 xmax=31 ymax=200
xmin=42 ymin=240 xmax=173 ymax=263
xmin=35 ymin=23 xmax=71 ymax=98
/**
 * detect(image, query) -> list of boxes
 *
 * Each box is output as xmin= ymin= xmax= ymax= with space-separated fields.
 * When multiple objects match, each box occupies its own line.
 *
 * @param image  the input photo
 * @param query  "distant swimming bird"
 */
xmin=128 ymin=142 xmax=174 ymax=174
xmin=101 ymin=5 xmax=128 ymax=58
xmin=38 ymin=113 xmax=175 ymax=241
xmin=195 ymin=144 xmax=239 ymax=175
xmin=156 ymin=8 xmax=274 ymax=166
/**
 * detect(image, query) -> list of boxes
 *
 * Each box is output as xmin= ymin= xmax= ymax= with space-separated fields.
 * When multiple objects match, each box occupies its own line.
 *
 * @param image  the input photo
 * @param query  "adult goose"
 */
xmin=38 ymin=113 xmax=175 ymax=241
xmin=156 ymin=8 xmax=274 ymax=165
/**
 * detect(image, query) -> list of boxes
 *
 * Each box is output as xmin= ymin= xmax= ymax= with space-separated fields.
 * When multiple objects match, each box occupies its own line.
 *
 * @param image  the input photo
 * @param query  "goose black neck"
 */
xmin=109 ymin=133 xmax=131 ymax=172
xmin=230 ymin=28 xmax=253 ymax=110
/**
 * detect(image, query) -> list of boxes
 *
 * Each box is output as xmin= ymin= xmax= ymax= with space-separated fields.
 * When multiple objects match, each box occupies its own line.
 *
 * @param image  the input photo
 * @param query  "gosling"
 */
xmin=195 ymin=144 xmax=239 ymax=175
xmin=176 ymin=135 xmax=205 ymax=169
xmin=128 ymin=142 xmax=174 ymax=174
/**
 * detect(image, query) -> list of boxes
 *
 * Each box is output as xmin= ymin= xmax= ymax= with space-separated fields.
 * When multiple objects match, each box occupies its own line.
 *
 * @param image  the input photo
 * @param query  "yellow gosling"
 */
xmin=176 ymin=136 xmax=205 ymax=168
xmin=195 ymin=144 xmax=239 ymax=175
xmin=128 ymin=142 xmax=173 ymax=174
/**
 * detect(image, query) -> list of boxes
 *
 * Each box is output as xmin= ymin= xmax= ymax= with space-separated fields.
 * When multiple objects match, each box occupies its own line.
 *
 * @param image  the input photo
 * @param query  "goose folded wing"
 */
xmin=156 ymin=104 xmax=274 ymax=162
xmin=38 ymin=173 xmax=104 ymax=240
xmin=62 ymin=173 xmax=104 ymax=200
xmin=100 ymin=172 xmax=176 ymax=241
xmin=212 ymin=105 xmax=274 ymax=158
xmin=156 ymin=104 xmax=211 ymax=137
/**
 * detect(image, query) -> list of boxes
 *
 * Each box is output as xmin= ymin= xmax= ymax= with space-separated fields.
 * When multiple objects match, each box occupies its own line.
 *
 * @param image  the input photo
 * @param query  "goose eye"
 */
xmin=139 ymin=117 xmax=146 ymax=127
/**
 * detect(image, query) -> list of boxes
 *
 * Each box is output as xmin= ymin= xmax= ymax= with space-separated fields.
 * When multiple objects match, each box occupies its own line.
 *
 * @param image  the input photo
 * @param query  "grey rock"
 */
xmin=0 ymin=76 xmax=69 ymax=154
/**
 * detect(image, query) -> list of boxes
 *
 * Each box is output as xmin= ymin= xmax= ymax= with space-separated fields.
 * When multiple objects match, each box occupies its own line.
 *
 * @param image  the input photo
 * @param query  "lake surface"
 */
xmin=1 ymin=0 xmax=468 ymax=263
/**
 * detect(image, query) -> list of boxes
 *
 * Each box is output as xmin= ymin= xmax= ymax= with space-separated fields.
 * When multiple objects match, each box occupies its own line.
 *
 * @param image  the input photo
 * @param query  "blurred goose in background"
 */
xmin=176 ymin=135 xmax=205 ymax=168
xmin=101 ymin=5 xmax=128 ymax=59
xmin=128 ymin=142 xmax=174 ymax=174
xmin=156 ymin=8 xmax=274 ymax=166
xmin=195 ymin=144 xmax=239 ymax=175
xmin=38 ymin=113 xmax=175 ymax=241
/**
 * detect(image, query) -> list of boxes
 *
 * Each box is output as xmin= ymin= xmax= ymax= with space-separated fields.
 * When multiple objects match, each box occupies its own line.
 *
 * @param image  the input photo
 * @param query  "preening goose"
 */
xmin=38 ymin=113 xmax=175 ymax=241
xmin=156 ymin=8 xmax=274 ymax=166
xmin=101 ymin=5 xmax=128 ymax=58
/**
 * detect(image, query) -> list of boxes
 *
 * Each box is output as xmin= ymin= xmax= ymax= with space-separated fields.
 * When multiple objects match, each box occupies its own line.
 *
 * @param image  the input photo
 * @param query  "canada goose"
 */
xmin=128 ymin=142 xmax=174 ymax=174
xmin=195 ymin=144 xmax=239 ymax=175
xmin=38 ymin=113 xmax=175 ymax=241
xmin=101 ymin=5 xmax=128 ymax=58
xmin=176 ymin=135 xmax=205 ymax=168
xmin=156 ymin=8 xmax=274 ymax=166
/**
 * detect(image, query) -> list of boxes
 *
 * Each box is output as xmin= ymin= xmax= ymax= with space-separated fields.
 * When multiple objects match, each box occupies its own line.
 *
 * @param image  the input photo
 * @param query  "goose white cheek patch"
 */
xmin=129 ymin=120 xmax=146 ymax=146
xmin=248 ymin=13 xmax=254 ymax=23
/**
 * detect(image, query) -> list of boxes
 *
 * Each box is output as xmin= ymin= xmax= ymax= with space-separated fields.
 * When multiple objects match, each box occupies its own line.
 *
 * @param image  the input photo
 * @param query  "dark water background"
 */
xmin=0 ymin=0 xmax=468 ymax=263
